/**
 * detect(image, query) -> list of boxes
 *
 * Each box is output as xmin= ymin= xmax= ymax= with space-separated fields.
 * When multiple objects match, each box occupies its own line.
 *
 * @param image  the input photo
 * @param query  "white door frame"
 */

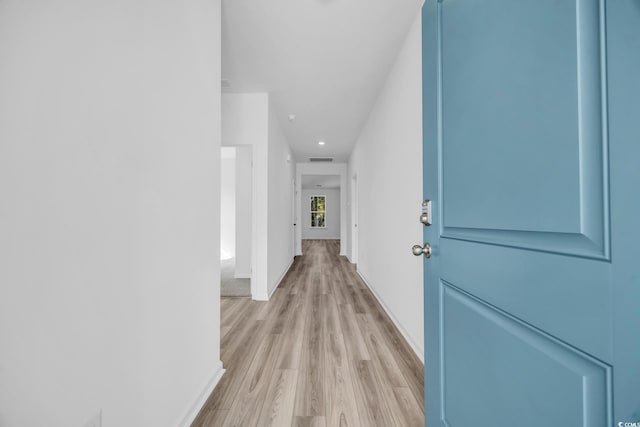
xmin=292 ymin=178 xmax=297 ymax=257
xmin=295 ymin=162 xmax=348 ymax=256
xmin=351 ymin=173 xmax=358 ymax=265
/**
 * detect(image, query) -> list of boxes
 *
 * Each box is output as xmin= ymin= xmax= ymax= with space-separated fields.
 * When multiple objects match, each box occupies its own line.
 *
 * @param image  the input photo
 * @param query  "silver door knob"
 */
xmin=412 ymin=243 xmax=431 ymax=258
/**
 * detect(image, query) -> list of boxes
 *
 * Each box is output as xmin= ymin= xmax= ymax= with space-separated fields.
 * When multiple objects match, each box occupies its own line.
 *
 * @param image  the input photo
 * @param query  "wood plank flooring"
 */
xmin=192 ymin=240 xmax=424 ymax=427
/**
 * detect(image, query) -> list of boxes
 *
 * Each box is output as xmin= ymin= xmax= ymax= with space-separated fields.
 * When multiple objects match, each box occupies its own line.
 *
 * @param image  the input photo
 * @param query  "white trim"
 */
xmin=350 ymin=173 xmax=358 ymax=264
xmin=178 ymin=361 xmax=225 ymax=427
xmin=234 ymin=273 xmax=251 ymax=279
xmin=295 ymin=163 xmax=348 ymax=257
xmin=254 ymin=290 xmax=269 ymax=301
xmin=270 ymin=257 xmax=294 ymax=298
xmin=357 ymin=270 xmax=424 ymax=364
xmin=254 ymin=257 xmax=294 ymax=301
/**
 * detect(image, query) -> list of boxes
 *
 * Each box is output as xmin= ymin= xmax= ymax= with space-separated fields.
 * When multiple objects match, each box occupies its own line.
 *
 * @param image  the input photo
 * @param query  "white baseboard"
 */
xmin=270 ymin=257 xmax=294 ymax=299
xmin=357 ymin=270 xmax=424 ymax=364
xmin=254 ymin=258 xmax=294 ymax=301
xmin=178 ymin=361 xmax=225 ymax=427
xmin=254 ymin=292 xmax=270 ymax=301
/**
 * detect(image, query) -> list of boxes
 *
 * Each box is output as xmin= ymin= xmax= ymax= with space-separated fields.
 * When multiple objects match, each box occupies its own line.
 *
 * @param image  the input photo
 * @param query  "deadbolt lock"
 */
xmin=420 ymin=200 xmax=432 ymax=226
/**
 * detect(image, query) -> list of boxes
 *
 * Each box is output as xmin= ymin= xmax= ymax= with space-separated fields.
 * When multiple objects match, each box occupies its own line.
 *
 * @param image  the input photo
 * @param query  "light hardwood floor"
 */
xmin=192 ymin=240 xmax=424 ymax=427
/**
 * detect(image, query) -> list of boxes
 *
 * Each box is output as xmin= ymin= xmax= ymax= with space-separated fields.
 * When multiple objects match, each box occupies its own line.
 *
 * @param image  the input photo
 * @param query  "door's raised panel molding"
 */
xmin=437 ymin=0 xmax=610 ymax=261
xmin=441 ymin=227 xmax=607 ymax=260
xmin=440 ymin=281 xmax=612 ymax=427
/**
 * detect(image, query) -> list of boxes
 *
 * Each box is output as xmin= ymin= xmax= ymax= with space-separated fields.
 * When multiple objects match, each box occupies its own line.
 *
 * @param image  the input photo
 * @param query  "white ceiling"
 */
xmin=301 ymin=174 xmax=341 ymax=189
xmin=222 ymin=0 xmax=423 ymax=162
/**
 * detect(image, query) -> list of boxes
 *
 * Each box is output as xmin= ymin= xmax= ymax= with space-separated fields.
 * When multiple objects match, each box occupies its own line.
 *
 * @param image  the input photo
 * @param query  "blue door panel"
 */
xmin=439 ymin=238 xmax=612 ymax=362
xmin=422 ymin=0 xmax=639 ymax=425
xmin=442 ymin=282 xmax=609 ymax=427
xmin=440 ymin=0 xmax=608 ymax=255
xmin=441 ymin=0 xmax=584 ymax=234
xmin=606 ymin=0 xmax=640 ymax=421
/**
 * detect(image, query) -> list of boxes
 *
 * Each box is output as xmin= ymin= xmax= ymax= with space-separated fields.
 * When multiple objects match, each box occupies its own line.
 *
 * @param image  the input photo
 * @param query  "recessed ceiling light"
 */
xmin=288 ymin=114 xmax=296 ymax=122
xmin=318 ymin=141 xmax=326 ymax=146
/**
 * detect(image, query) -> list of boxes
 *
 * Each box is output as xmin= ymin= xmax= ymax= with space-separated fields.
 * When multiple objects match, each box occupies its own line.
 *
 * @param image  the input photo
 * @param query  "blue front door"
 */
xmin=421 ymin=0 xmax=640 ymax=425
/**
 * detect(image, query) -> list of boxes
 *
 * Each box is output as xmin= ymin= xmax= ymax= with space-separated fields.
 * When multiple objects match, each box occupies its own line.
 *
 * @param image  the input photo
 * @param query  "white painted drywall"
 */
xmin=220 ymin=149 xmax=236 ymax=260
xmin=266 ymin=99 xmax=295 ymax=298
xmin=222 ymin=93 xmax=269 ymax=299
xmin=222 ymin=93 xmax=269 ymax=148
xmin=295 ymin=163 xmax=348 ymax=256
xmin=348 ymin=13 xmax=424 ymax=360
xmin=0 ymin=1 xmax=223 ymax=426
xmin=301 ymin=189 xmax=341 ymax=240
xmin=222 ymin=0 xmax=424 ymax=162
xmin=235 ymin=146 xmax=252 ymax=278
xmin=221 ymin=93 xmax=294 ymax=300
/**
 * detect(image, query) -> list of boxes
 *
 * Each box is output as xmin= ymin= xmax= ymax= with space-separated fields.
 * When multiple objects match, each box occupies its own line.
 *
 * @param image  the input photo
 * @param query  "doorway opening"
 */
xmin=300 ymin=174 xmax=341 ymax=250
xmin=220 ymin=146 xmax=252 ymax=297
xmin=350 ymin=173 xmax=358 ymax=266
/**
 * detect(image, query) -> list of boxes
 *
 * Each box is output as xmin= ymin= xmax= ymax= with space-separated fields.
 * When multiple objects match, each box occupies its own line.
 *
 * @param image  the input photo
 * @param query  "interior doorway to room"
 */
xmin=300 ymin=174 xmax=341 ymax=246
xmin=220 ymin=146 xmax=252 ymax=297
xmin=351 ymin=174 xmax=358 ymax=265
xmin=292 ymin=179 xmax=297 ymax=258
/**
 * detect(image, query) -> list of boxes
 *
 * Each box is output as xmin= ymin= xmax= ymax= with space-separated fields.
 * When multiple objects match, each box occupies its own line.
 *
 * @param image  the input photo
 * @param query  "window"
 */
xmin=310 ymin=195 xmax=326 ymax=228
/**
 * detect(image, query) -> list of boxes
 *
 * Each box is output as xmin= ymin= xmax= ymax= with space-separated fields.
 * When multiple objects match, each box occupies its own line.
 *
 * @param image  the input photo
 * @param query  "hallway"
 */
xmin=192 ymin=240 xmax=424 ymax=427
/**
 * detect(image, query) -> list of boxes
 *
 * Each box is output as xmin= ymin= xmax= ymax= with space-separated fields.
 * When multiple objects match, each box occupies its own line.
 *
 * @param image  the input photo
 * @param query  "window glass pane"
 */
xmin=311 ymin=212 xmax=325 ymax=228
xmin=310 ymin=196 xmax=326 ymax=227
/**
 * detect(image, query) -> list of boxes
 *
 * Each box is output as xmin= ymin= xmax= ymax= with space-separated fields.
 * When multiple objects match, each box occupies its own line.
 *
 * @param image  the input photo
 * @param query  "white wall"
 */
xmin=302 ymin=189 xmax=341 ymax=240
xmin=348 ymin=13 xmax=424 ymax=360
xmin=221 ymin=93 xmax=294 ymax=300
xmin=234 ymin=146 xmax=252 ymax=278
xmin=222 ymin=93 xmax=269 ymax=299
xmin=295 ymin=163 xmax=348 ymax=256
xmin=220 ymin=149 xmax=236 ymax=260
xmin=266 ymin=99 xmax=295 ymax=298
xmin=222 ymin=94 xmax=269 ymax=147
xmin=0 ymin=1 xmax=223 ymax=427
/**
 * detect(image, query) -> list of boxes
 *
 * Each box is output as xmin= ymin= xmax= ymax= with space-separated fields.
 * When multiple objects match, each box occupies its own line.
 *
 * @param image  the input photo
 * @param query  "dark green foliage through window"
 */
xmin=310 ymin=196 xmax=326 ymax=228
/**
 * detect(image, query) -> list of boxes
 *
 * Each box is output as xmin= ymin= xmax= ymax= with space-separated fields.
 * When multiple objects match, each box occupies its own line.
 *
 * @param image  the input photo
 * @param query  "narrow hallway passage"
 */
xmin=192 ymin=240 xmax=424 ymax=427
